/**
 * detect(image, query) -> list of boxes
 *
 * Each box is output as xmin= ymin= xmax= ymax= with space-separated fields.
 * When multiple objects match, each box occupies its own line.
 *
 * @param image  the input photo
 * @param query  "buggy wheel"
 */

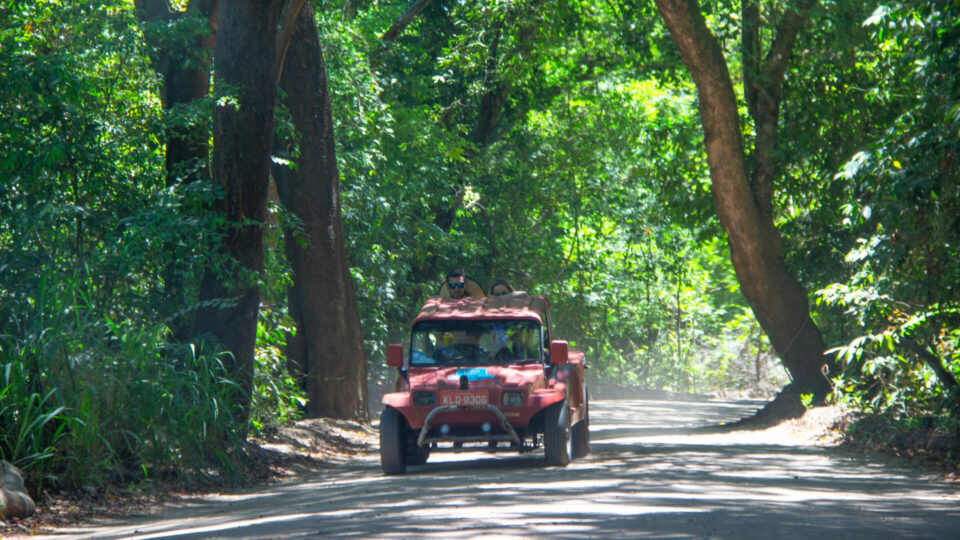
xmin=544 ymin=400 xmax=572 ymax=466
xmin=572 ymin=390 xmax=590 ymax=458
xmin=406 ymin=444 xmax=430 ymax=466
xmin=380 ymin=407 xmax=407 ymax=475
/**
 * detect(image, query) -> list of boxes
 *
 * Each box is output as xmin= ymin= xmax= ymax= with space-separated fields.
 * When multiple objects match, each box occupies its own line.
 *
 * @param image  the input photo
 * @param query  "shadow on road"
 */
xmin=50 ymin=398 xmax=960 ymax=540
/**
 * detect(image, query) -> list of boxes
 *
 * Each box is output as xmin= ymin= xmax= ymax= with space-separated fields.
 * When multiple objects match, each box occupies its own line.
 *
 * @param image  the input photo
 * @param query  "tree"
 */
xmin=194 ymin=0 xmax=285 ymax=422
xmin=134 ymin=0 xmax=218 ymax=188
xmin=134 ymin=0 xmax=369 ymax=419
xmin=324 ymin=0 xmax=739 ymax=392
xmin=819 ymin=2 xmax=960 ymax=417
xmin=380 ymin=0 xmax=436 ymax=44
xmin=274 ymin=3 xmax=369 ymax=418
xmin=654 ymin=0 xmax=832 ymax=412
xmin=133 ymin=0 xmax=219 ymax=338
xmin=1 ymin=0 xmax=266 ymax=487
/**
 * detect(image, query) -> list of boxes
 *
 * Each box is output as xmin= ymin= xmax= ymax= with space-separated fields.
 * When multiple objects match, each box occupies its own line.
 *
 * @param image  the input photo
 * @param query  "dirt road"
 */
xmin=40 ymin=398 xmax=960 ymax=539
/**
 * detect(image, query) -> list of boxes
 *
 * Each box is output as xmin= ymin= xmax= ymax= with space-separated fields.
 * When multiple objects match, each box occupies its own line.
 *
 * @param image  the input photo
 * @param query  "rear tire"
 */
xmin=573 ymin=390 xmax=590 ymax=458
xmin=380 ymin=408 xmax=407 ymax=475
xmin=544 ymin=400 xmax=572 ymax=466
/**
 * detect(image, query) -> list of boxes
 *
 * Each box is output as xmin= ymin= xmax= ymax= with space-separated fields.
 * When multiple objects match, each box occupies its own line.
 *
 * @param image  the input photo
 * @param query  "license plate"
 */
xmin=440 ymin=390 xmax=488 ymax=407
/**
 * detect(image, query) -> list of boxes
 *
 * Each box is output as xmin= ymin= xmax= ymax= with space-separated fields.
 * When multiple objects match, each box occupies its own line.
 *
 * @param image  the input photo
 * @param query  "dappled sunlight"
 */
xmin=51 ymin=399 xmax=960 ymax=539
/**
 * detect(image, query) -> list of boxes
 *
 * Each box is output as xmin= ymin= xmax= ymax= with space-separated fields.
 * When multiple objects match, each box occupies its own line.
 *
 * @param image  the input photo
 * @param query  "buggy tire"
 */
xmin=572 ymin=389 xmax=590 ymax=458
xmin=380 ymin=407 xmax=407 ymax=475
xmin=544 ymin=400 xmax=572 ymax=466
xmin=406 ymin=445 xmax=430 ymax=466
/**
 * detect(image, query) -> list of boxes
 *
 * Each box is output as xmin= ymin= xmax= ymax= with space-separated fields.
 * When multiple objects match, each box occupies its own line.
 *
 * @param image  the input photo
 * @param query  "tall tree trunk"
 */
xmin=134 ymin=0 xmax=218 ymax=339
xmin=134 ymin=0 xmax=218 ymax=187
xmin=195 ymin=0 xmax=283 ymax=422
xmin=274 ymin=4 xmax=368 ymax=419
xmin=654 ymin=0 xmax=832 ymax=406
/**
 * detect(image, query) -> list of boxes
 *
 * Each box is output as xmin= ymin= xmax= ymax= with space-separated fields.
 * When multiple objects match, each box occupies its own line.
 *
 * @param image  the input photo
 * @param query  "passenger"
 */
xmin=438 ymin=268 xmax=485 ymax=298
xmin=489 ymin=279 xmax=514 ymax=297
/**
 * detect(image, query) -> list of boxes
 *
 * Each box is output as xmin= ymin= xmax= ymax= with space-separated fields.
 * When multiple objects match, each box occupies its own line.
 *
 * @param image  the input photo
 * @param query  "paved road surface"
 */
xmin=41 ymin=398 xmax=960 ymax=539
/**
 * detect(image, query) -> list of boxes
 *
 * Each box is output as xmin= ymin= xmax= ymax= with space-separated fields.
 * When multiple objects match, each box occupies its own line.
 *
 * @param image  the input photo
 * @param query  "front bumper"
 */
xmin=416 ymin=404 xmax=523 ymax=448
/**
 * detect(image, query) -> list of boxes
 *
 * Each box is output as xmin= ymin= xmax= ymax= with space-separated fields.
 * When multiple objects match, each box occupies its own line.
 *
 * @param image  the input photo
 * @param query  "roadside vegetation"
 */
xmin=1 ymin=0 xmax=957 ymax=506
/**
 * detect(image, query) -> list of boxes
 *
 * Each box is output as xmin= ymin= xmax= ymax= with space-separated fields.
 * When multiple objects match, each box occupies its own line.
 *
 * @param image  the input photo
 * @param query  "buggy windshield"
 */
xmin=410 ymin=320 xmax=543 ymax=367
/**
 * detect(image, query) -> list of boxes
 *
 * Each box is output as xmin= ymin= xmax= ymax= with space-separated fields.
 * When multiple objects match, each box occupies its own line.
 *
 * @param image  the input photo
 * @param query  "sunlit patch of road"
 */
xmin=43 ymin=398 xmax=960 ymax=539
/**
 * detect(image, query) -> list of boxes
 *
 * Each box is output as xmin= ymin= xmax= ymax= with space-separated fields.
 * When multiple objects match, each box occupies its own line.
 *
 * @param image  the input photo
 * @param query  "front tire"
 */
xmin=544 ymin=400 xmax=572 ymax=466
xmin=380 ymin=407 xmax=407 ymax=475
xmin=406 ymin=444 xmax=430 ymax=466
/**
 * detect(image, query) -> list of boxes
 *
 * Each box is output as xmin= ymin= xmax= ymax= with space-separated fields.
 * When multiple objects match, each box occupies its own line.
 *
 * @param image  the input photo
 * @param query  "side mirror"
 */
xmin=386 ymin=344 xmax=404 ymax=368
xmin=549 ymin=340 xmax=569 ymax=365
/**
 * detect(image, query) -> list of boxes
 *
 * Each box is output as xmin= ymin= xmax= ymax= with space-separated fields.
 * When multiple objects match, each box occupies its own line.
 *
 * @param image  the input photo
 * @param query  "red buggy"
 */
xmin=379 ymin=292 xmax=589 ymax=474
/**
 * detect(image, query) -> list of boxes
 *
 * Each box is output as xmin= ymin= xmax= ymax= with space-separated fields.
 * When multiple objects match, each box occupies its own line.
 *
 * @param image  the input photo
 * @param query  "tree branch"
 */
xmin=133 ymin=0 xmax=176 ymax=22
xmin=381 ymin=0 xmax=435 ymax=43
xmin=741 ymin=0 xmax=760 ymax=122
xmin=749 ymin=1 xmax=813 ymax=222
xmin=275 ymin=0 xmax=309 ymax=83
xmin=758 ymin=2 xmax=813 ymax=95
xmin=902 ymin=337 xmax=960 ymax=408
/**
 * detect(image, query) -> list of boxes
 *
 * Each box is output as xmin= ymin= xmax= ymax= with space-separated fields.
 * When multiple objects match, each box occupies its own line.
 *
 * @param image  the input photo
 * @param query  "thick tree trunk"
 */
xmin=274 ymin=4 xmax=368 ymax=419
xmin=195 ymin=0 xmax=283 ymax=422
xmin=654 ymin=0 xmax=832 ymax=401
xmin=160 ymin=30 xmax=214 ymax=187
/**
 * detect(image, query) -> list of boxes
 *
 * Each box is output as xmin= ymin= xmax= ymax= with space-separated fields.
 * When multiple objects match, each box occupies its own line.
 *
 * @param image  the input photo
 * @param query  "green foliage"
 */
xmin=818 ymin=2 xmax=960 ymax=419
xmin=0 ymin=0 xmax=303 ymax=492
xmin=319 ymin=0 xmax=760 ymax=394
xmin=0 ymin=361 xmax=68 ymax=478
xmin=0 ymin=303 xmax=251 ymax=488
xmin=7 ymin=0 xmax=956 ymax=496
xmin=251 ymin=239 xmax=305 ymax=432
xmin=68 ymin=326 xmax=247 ymax=484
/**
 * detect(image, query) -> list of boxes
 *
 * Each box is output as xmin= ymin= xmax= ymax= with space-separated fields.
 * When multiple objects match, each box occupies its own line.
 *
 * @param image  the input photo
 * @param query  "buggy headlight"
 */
xmin=413 ymin=392 xmax=435 ymax=406
xmin=502 ymin=392 xmax=524 ymax=407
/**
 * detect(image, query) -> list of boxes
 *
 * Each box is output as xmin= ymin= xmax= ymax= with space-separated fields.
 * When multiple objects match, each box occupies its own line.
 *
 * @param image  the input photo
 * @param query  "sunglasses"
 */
xmin=492 ymin=291 xmax=509 ymax=296
xmin=448 ymin=282 xmax=465 ymax=289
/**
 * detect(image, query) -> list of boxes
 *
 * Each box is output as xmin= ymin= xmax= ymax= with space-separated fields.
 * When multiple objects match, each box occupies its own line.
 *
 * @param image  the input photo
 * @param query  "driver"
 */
xmin=454 ymin=328 xmax=484 ymax=347
xmin=431 ymin=328 xmax=485 ymax=364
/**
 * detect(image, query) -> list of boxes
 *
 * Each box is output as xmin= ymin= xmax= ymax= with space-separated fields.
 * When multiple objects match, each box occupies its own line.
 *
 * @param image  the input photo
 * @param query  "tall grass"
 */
xmin=0 ymin=361 xmax=68 ymax=488
xmin=0 ymin=283 xmax=256 ymax=491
